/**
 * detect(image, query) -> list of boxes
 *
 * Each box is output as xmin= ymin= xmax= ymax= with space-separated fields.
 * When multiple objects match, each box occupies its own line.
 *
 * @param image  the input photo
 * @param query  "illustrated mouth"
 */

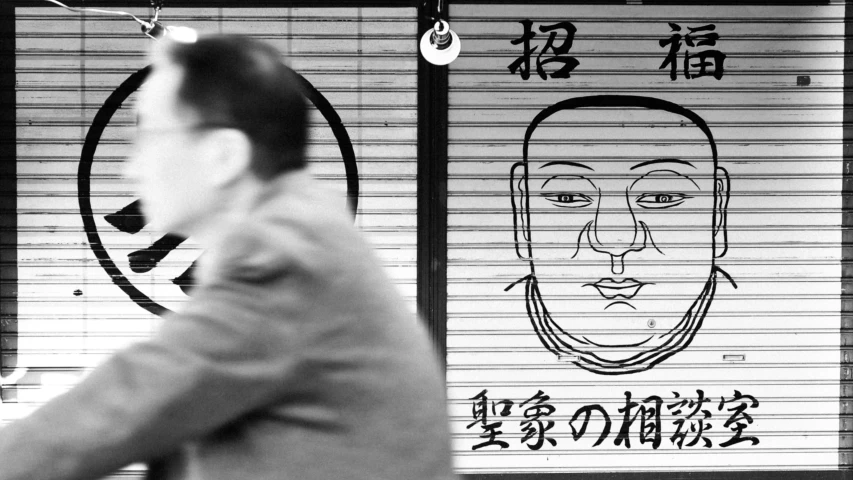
xmin=584 ymin=278 xmax=648 ymax=300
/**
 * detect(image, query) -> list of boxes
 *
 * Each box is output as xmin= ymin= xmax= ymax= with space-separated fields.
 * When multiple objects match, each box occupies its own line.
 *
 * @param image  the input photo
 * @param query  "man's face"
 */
xmin=516 ymin=107 xmax=726 ymax=355
xmin=126 ymin=62 xmax=217 ymax=236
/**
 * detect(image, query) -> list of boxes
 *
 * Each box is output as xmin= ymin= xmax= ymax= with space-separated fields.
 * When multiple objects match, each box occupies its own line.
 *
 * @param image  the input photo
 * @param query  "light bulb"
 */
xmin=142 ymin=21 xmax=198 ymax=43
xmin=420 ymin=20 xmax=461 ymax=66
xmin=165 ymin=26 xmax=199 ymax=43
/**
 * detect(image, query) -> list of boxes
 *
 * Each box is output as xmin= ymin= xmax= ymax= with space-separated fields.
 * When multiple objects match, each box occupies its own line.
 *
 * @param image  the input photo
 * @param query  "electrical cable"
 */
xmin=43 ymin=0 xmax=153 ymax=29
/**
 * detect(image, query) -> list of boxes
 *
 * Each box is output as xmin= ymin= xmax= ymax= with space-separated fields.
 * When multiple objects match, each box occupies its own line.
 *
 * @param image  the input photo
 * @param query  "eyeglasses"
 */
xmin=131 ymin=122 xmax=236 ymax=144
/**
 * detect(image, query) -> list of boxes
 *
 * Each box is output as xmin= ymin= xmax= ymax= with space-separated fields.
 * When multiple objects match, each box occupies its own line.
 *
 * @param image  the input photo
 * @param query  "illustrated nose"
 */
xmin=587 ymin=190 xmax=646 ymax=274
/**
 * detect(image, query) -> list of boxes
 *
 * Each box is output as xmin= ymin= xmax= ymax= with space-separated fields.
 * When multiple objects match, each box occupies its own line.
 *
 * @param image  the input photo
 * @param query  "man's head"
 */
xmin=511 ymin=95 xmax=730 ymax=375
xmin=127 ymin=34 xmax=307 ymax=236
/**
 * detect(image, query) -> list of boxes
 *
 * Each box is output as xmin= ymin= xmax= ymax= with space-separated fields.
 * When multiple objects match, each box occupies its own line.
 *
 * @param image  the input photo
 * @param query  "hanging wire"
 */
xmin=43 ymin=0 xmax=153 ymax=29
xmin=422 ymin=0 xmax=444 ymax=23
xmin=150 ymin=0 xmax=165 ymax=21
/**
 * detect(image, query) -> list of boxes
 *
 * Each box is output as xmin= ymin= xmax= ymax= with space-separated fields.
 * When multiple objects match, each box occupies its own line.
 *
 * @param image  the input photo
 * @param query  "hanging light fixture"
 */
xmin=43 ymin=0 xmax=197 ymax=42
xmin=143 ymin=22 xmax=198 ymax=42
xmin=419 ymin=0 xmax=461 ymax=66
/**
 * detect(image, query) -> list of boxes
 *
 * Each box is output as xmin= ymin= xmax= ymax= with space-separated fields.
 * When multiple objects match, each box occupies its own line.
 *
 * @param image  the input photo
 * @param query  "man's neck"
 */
xmin=193 ymin=174 xmax=267 ymax=248
xmin=186 ymin=174 xmax=269 ymax=286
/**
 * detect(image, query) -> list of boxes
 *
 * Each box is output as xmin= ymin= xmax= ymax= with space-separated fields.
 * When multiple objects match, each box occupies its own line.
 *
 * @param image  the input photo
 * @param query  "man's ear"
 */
xmin=714 ymin=166 xmax=730 ymax=258
xmin=200 ymin=128 xmax=253 ymax=188
xmin=510 ymin=162 xmax=531 ymax=259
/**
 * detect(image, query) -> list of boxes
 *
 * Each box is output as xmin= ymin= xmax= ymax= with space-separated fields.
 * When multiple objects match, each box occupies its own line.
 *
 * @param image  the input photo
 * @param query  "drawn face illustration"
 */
xmin=511 ymin=96 xmax=730 ymax=375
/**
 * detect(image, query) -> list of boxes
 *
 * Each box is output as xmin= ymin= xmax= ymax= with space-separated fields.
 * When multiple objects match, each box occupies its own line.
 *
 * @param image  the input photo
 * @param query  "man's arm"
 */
xmin=0 ymin=271 xmax=306 ymax=480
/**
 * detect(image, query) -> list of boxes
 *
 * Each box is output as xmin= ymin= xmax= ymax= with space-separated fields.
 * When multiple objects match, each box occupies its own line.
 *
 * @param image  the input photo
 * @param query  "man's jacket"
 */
xmin=0 ymin=171 xmax=456 ymax=480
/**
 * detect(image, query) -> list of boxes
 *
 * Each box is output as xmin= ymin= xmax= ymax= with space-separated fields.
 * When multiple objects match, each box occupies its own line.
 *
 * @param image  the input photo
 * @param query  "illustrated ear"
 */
xmin=510 ymin=161 xmax=531 ymax=259
xmin=714 ymin=166 xmax=730 ymax=258
xmin=200 ymin=128 xmax=253 ymax=188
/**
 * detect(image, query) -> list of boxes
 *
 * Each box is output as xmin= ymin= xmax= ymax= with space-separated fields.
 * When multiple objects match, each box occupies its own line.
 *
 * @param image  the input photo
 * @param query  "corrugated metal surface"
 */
xmin=446 ymin=3 xmax=845 ymax=472
xmin=5 ymin=4 xmax=417 ymax=450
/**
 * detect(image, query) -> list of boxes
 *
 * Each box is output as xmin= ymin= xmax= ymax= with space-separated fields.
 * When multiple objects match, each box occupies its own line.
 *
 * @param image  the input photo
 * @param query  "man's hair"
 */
xmin=157 ymin=34 xmax=307 ymax=177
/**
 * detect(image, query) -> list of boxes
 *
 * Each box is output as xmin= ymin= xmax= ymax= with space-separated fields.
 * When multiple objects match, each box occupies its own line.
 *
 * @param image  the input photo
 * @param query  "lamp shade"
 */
xmin=420 ymin=20 xmax=461 ymax=66
xmin=165 ymin=26 xmax=199 ymax=43
xmin=142 ymin=21 xmax=198 ymax=43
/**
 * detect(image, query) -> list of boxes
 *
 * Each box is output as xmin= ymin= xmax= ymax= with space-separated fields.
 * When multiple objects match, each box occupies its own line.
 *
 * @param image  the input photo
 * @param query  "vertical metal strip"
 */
xmin=842 ymin=0 xmax=853 ymax=467
xmin=0 ymin=4 xmax=16 ymax=403
xmin=417 ymin=0 xmax=449 ymax=366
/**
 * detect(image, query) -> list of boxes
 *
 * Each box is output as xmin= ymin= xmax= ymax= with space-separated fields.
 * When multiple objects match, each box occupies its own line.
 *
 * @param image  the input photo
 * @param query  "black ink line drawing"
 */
xmin=508 ymin=19 xmax=579 ymax=81
xmin=658 ymin=22 xmax=726 ymax=81
xmin=466 ymin=388 xmax=758 ymax=450
xmin=509 ymin=95 xmax=734 ymax=375
xmin=79 ymin=66 xmax=358 ymax=317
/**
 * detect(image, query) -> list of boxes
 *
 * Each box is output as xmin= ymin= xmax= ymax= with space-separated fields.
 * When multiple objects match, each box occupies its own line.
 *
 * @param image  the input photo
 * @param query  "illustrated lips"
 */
xmin=585 ymin=278 xmax=646 ymax=300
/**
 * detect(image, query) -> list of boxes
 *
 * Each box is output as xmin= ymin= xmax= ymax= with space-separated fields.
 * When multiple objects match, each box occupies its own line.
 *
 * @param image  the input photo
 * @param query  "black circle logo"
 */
xmin=78 ymin=66 xmax=358 ymax=317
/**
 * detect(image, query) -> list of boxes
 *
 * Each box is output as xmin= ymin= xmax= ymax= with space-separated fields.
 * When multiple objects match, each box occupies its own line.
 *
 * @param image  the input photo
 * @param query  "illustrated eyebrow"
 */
xmin=630 ymin=158 xmax=695 ymax=170
xmin=539 ymin=161 xmax=594 ymax=172
xmin=630 ymin=169 xmax=700 ymax=190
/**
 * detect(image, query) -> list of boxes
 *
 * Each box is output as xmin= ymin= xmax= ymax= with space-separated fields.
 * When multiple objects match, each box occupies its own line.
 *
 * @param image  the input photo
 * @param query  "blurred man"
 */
xmin=0 ymin=34 xmax=455 ymax=480
xmin=510 ymin=95 xmax=732 ymax=375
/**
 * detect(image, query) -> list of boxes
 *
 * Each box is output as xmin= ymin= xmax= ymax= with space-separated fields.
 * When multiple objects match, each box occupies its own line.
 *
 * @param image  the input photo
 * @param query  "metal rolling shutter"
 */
xmin=4 ymin=3 xmax=417 ymax=449
xmin=446 ymin=3 xmax=846 ymax=473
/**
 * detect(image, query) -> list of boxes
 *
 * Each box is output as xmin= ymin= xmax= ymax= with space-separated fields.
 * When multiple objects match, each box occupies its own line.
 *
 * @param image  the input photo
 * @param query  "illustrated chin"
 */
xmin=525 ymin=268 xmax=718 ymax=374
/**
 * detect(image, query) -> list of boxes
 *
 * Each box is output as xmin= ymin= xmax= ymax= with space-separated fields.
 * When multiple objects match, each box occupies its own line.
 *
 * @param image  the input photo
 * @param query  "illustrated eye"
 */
xmin=542 ymin=192 xmax=593 ymax=208
xmin=636 ymin=193 xmax=690 ymax=209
